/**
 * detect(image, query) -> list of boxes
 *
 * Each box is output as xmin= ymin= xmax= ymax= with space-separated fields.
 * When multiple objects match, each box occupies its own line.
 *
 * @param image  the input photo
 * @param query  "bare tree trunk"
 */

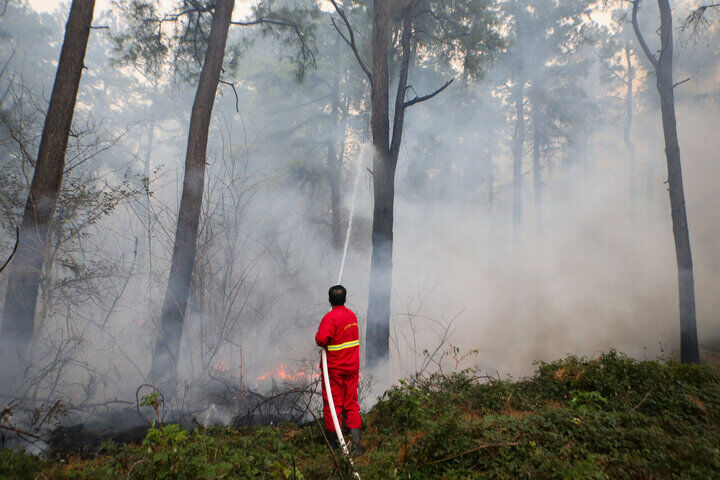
xmin=623 ymin=44 xmax=636 ymax=221
xmin=366 ymin=0 xmax=393 ymax=372
xmin=512 ymin=81 xmax=525 ymax=246
xmin=364 ymin=0 xmax=441 ymax=373
xmin=632 ymin=0 xmax=699 ymax=363
xmin=148 ymin=0 xmax=235 ymax=385
xmin=531 ymin=100 xmax=542 ymax=235
xmin=0 ymin=0 xmax=95 ymax=374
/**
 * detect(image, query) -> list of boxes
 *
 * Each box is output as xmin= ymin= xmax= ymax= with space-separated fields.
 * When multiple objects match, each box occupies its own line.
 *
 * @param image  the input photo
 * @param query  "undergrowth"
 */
xmin=3 ymin=350 xmax=720 ymax=479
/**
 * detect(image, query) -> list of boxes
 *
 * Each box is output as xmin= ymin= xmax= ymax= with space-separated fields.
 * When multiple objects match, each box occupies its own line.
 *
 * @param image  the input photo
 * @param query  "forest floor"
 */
xmin=3 ymin=348 xmax=720 ymax=479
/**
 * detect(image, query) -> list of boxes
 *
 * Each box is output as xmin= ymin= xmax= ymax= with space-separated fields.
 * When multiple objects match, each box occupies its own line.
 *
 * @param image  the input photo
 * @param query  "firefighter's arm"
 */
xmin=315 ymin=314 xmax=334 ymax=348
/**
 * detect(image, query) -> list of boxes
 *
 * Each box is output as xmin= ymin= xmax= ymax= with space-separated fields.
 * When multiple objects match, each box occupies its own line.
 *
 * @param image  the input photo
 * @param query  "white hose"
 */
xmin=321 ymin=348 xmax=362 ymax=479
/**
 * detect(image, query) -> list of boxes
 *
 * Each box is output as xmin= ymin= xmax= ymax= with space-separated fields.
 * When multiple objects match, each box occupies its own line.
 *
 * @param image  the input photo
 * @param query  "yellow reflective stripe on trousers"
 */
xmin=327 ymin=339 xmax=359 ymax=351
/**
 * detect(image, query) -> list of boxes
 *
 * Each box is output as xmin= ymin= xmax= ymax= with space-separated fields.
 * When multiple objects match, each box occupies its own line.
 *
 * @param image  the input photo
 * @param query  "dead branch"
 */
xmin=421 ymin=441 xmax=520 ymax=466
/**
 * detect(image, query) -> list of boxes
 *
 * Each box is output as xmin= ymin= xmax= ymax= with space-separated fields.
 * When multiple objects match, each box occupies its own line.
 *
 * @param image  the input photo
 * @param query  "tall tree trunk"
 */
xmin=655 ymin=0 xmax=698 ymax=363
xmin=623 ymin=44 xmax=636 ymax=221
xmin=0 ymin=0 xmax=95 ymax=374
xmin=531 ymin=100 xmax=542 ymax=235
xmin=148 ymin=0 xmax=234 ymax=385
xmin=366 ymin=0 xmax=393 ymax=372
xmin=632 ymin=0 xmax=698 ymax=363
xmin=512 ymin=81 xmax=525 ymax=246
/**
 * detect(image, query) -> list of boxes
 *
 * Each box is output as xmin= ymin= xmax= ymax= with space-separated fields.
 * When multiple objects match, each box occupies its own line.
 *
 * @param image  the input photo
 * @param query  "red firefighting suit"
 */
xmin=315 ymin=305 xmax=361 ymax=433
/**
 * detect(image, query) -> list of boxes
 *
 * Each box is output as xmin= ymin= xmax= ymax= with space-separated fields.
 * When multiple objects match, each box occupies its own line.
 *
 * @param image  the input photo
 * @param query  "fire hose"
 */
xmin=321 ymin=348 xmax=362 ymax=480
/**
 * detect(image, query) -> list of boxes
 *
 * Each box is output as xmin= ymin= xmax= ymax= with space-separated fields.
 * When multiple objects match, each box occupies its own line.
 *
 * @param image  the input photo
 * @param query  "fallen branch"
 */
xmin=422 ymin=441 xmax=520 ymax=466
xmin=629 ymin=388 xmax=655 ymax=413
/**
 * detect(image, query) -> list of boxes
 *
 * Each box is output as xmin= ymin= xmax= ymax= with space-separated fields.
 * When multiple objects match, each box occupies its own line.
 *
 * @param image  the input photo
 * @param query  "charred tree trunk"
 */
xmin=623 ymin=44 xmax=636 ymax=221
xmin=148 ymin=0 xmax=234 ymax=385
xmin=632 ymin=0 xmax=699 ymax=363
xmin=0 ymin=0 xmax=95 ymax=373
xmin=512 ymin=81 xmax=525 ymax=246
xmin=531 ymin=100 xmax=542 ymax=235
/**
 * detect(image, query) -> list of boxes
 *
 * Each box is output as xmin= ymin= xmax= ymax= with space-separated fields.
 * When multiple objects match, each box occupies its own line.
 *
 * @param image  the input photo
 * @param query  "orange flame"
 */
xmin=255 ymin=362 xmax=319 ymax=384
xmin=213 ymin=358 xmax=230 ymax=373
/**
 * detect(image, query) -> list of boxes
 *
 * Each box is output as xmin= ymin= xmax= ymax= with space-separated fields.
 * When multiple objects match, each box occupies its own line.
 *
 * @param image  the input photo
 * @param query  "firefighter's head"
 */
xmin=328 ymin=285 xmax=347 ymax=306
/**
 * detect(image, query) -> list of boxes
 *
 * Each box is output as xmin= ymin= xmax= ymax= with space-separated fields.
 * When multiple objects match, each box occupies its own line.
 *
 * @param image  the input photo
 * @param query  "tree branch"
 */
xmin=328 ymin=0 xmax=373 ymax=85
xmin=0 ymin=226 xmax=19 ymax=275
xmin=681 ymin=3 xmax=720 ymax=36
xmin=219 ymin=79 xmax=239 ymax=112
xmin=391 ymin=0 xmax=418 ymax=156
xmin=403 ymin=78 xmax=454 ymax=108
xmin=673 ymin=77 xmax=691 ymax=89
xmin=231 ymin=16 xmax=316 ymax=77
xmin=629 ymin=0 xmax=659 ymax=70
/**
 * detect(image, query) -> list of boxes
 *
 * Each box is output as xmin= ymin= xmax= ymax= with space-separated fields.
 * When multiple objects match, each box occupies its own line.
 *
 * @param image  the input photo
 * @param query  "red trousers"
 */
xmin=321 ymin=368 xmax=361 ymax=432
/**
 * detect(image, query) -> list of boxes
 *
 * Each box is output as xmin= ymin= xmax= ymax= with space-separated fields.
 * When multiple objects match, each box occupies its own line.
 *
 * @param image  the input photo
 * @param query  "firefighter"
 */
xmin=315 ymin=284 xmax=362 ymax=454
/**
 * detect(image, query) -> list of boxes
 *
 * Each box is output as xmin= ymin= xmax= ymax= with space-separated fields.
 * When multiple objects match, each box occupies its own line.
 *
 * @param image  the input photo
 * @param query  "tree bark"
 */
xmin=512 ymin=81 xmax=525 ymax=246
xmin=632 ymin=0 xmax=698 ymax=363
xmin=148 ymin=0 xmax=235 ymax=385
xmin=0 ymin=0 xmax=95 ymax=373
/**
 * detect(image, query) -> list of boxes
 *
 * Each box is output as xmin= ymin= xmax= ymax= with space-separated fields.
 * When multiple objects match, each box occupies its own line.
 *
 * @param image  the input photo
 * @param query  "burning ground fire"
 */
xmin=254 ymin=362 xmax=319 ymax=387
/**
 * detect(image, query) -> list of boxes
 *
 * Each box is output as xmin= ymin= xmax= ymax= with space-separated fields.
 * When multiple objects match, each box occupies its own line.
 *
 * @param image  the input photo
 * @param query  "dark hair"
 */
xmin=328 ymin=285 xmax=347 ymax=306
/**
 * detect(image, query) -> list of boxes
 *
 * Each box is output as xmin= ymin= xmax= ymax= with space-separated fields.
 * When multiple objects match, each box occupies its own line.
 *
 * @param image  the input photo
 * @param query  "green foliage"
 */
xmin=113 ymin=0 xmax=319 ymax=82
xmin=0 ymin=448 xmax=41 ymax=480
xmin=139 ymin=392 xmax=162 ymax=409
xmin=3 ymin=351 xmax=720 ymax=479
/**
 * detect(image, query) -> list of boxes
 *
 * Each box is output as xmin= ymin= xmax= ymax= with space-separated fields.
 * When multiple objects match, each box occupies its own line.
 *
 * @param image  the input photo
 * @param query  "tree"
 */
xmin=330 ymin=0 xmax=501 ymax=372
xmin=148 ymin=0 xmax=235 ymax=386
xmin=498 ymin=0 xmax=597 ymax=242
xmin=115 ymin=0 xmax=319 ymax=386
xmin=0 ymin=0 xmax=96 ymax=376
xmin=631 ymin=0 xmax=699 ymax=363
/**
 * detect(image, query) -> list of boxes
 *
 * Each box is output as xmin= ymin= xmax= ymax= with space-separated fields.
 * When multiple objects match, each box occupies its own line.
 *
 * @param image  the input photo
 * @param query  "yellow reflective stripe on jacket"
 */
xmin=327 ymin=339 xmax=359 ymax=351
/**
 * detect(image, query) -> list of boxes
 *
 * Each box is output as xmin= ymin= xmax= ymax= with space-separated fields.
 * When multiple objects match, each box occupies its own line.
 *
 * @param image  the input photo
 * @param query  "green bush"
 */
xmin=2 ymin=351 xmax=720 ymax=479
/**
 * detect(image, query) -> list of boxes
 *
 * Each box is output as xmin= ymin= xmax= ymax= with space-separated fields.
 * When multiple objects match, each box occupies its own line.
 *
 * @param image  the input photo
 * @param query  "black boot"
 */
xmin=326 ymin=430 xmax=340 ymax=449
xmin=350 ymin=428 xmax=363 ymax=455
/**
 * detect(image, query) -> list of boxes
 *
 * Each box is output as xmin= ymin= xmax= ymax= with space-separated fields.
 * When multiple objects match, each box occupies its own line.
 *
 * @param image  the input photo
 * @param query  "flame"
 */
xmin=213 ymin=358 xmax=230 ymax=373
xmin=255 ymin=362 xmax=319 ymax=384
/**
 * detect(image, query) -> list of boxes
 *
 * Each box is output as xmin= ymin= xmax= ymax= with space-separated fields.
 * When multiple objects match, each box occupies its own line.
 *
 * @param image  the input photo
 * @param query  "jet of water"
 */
xmin=337 ymin=145 xmax=371 ymax=284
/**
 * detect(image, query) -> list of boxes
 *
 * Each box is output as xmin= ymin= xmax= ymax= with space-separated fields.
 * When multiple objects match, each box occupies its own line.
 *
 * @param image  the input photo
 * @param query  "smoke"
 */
xmin=0 ymin=0 xmax=719 ymax=435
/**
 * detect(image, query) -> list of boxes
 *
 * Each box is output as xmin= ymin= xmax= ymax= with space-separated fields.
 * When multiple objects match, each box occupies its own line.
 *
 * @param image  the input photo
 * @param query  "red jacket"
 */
xmin=315 ymin=305 xmax=359 ymax=374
